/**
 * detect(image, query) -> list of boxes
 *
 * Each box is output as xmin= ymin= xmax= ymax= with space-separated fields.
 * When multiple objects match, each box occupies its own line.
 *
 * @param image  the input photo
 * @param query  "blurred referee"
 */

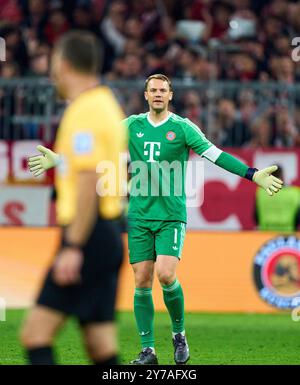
xmin=20 ymin=31 xmax=126 ymax=365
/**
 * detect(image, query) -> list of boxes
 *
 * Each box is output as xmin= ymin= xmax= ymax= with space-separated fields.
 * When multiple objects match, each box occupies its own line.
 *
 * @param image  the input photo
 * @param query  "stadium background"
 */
xmin=1 ymin=0 xmax=300 ymax=364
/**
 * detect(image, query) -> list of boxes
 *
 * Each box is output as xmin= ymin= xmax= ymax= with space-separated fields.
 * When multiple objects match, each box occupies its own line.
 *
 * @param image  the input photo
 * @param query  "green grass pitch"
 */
xmin=1 ymin=309 xmax=300 ymax=365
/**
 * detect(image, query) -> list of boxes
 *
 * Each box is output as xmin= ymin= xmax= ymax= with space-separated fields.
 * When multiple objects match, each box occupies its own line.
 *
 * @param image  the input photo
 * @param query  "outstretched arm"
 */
xmin=182 ymin=118 xmax=283 ymax=196
xmin=211 ymin=151 xmax=283 ymax=196
xmin=28 ymin=145 xmax=60 ymax=176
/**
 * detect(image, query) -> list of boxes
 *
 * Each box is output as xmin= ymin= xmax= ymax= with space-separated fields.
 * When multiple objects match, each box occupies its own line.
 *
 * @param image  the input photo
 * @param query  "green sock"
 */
xmin=162 ymin=279 xmax=185 ymax=334
xmin=134 ymin=287 xmax=155 ymax=349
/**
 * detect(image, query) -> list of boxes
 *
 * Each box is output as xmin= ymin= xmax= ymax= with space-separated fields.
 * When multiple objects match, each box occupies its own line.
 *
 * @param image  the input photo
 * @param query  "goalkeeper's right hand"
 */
xmin=28 ymin=145 xmax=60 ymax=177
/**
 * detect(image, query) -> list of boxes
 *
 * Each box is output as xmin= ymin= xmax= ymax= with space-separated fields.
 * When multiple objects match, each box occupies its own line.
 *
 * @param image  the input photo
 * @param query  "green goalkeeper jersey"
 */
xmin=124 ymin=112 xmax=217 ymax=223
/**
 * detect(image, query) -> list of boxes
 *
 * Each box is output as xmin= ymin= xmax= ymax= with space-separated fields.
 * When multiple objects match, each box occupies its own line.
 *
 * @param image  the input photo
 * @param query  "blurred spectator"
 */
xmin=255 ymin=166 xmax=300 ymax=232
xmin=208 ymin=1 xmax=233 ymax=39
xmin=181 ymin=89 xmax=203 ymax=129
xmin=0 ymin=60 xmax=19 ymax=78
xmin=72 ymin=5 xmax=99 ymax=35
xmin=246 ymin=117 xmax=273 ymax=148
xmin=27 ymin=52 xmax=49 ymax=76
xmin=44 ymin=8 xmax=70 ymax=46
xmin=0 ymin=24 xmax=29 ymax=75
xmin=22 ymin=0 xmax=48 ymax=41
xmin=0 ymin=0 xmax=22 ymax=24
xmin=213 ymin=98 xmax=251 ymax=146
xmin=101 ymin=0 xmax=127 ymax=56
xmin=274 ymin=108 xmax=299 ymax=147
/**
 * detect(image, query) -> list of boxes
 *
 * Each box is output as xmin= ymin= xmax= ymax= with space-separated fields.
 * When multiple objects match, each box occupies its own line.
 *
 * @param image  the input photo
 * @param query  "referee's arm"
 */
xmin=64 ymin=170 xmax=98 ymax=246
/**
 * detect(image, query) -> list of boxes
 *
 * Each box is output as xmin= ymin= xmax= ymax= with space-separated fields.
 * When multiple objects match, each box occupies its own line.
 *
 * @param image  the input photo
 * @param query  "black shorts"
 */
xmin=37 ymin=218 xmax=123 ymax=325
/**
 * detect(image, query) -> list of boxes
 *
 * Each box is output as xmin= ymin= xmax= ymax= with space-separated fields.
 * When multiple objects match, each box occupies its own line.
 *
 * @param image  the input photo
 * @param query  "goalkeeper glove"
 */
xmin=28 ymin=145 xmax=60 ymax=177
xmin=253 ymin=165 xmax=283 ymax=196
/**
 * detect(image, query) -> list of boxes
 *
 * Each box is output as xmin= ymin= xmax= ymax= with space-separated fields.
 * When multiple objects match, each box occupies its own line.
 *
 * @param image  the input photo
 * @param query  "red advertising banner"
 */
xmin=0 ymin=141 xmax=54 ymax=184
xmin=187 ymin=148 xmax=300 ymax=230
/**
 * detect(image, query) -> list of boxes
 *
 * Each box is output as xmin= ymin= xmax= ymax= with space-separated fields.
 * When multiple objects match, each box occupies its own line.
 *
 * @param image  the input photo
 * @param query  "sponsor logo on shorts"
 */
xmin=253 ymin=236 xmax=300 ymax=309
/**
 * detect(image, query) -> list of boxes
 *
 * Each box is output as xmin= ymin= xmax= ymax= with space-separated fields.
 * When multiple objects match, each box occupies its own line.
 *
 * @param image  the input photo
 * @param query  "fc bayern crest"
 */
xmin=166 ymin=131 xmax=176 ymax=141
xmin=253 ymin=236 xmax=300 ymax=309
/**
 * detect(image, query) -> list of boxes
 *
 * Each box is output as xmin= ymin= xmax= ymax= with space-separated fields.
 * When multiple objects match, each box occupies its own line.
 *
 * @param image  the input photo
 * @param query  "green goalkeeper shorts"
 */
xmin=128 ymin=219 xmax=186 ymax=264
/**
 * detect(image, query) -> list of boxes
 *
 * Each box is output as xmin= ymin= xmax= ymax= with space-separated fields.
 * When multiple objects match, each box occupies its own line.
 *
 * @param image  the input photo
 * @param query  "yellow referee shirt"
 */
xmin=55 ymin=86 xmax=126 ymax=226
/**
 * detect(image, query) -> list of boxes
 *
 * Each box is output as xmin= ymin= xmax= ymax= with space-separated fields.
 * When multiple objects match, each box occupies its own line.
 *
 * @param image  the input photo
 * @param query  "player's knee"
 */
xmin=84 ymin=333 xmax=117 ymax=362
xmin=20 ymin=321 xmax=53 ymax=348
xmin=157 ymin=270 xmax=176 ymax=286
xmin=134 ymin=269 xmax=153 ymax=287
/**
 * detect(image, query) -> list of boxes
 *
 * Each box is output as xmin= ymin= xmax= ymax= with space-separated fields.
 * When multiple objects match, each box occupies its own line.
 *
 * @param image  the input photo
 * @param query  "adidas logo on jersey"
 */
xmin=136 ymin=132 xmax=144 ymax=138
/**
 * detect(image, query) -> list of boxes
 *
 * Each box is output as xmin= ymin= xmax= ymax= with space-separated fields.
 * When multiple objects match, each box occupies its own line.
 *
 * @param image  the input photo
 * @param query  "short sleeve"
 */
xmin=183 ymin=118 xmax=213 ymax=156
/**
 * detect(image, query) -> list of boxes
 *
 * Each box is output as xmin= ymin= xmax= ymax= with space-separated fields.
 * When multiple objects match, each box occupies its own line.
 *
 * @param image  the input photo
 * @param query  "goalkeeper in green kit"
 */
xmin=28 ymin=74 xmax=283 ymax=365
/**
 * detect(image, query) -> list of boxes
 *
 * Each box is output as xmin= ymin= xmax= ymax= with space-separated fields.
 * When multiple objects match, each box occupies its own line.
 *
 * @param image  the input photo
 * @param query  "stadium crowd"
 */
xmin=0 ymin=0 xmax=300 ymax=146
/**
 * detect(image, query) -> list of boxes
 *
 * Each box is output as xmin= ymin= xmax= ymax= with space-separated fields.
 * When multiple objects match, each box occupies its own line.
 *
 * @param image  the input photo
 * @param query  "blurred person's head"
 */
xmin=144 ymin=74 xmax=173 ymax=113
xmin=143 ymin=0 xmax=156 ymax=11
xmin=48 ymin=9 xmax=68 ymax=30
xmin=109 ymin=0 xmax=127 ymax=16
xmin=145 ymin=52 xmax=164 ymax=74
xmin=183 ymin=90 xmax=201 ymax=109
xmin=0 ymin=61 xmax=20 ymax=78
xmin=30 ymin=52 xmax=49 ymax=76
xmin=29 ymin=0 xmax=46 ymax=15
xmin=125 ymin=18 xmax=143 ymax=39
xmin=242 ymin=40 xmax=264 ymax=60
xmin=192 ymin=57 xmax=209 ymax=80
xmin=73 ymin=6 xmax=92 ymax=29
xmin=268 ymin=0 xmax=289 ymax=19
xmin=211 ymin=1 xmax=232 ymax=27
xmin=278 ymin=56 xmax=294 ymax=77
xmin=276 ymin=108 xmax=294 ymax=134
xmin=122 ymin=54 xmax=142 ymax=78
xmin=273 ymin=35 xmax=291 ymax=56
xmin=238 ymin=89 xmax=256 ymax=121
xmin=218 ymin=99 xmax=236 ymax=120
xmin=263 ymin=16 xmax=283 ymax=40
xmin=124 ymin=38 xmax=143 ymax=55
xmin=287 ymin=2 xmax=300 ymax=32
xmin=233 ymin=0 xmax=251 ymax=11
xmin=250 ymin=117 xmax=272 ymax=146
xmin=233 ymin=53 xmax=257 ymax=80
xmin=50 ymin=30 xmax=102 ymax=100
xmin=238 ymin=89 xmax=256 ymax=106
xmin=3 ymin=25 xmax=21 ymax=49
xmin=268 ymin=55 xmax=280 ymax=78
xmin=178 ymin=48 xmax=198 ymax=70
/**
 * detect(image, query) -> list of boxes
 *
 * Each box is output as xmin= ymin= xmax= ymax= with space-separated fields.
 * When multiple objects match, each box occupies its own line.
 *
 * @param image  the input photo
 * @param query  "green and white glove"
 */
xmin=253 ymin=165 xmax=283 ymax=196
xmin=28 ymin=145 xmax=60 ymax=177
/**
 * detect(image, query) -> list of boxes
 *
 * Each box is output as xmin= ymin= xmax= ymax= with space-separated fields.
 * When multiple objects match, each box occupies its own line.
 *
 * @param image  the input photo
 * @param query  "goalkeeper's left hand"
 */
xmin=253 ymin=165 xmax=283 ymax=196
xmin=28 ymin=145 xmax=60 ymax=177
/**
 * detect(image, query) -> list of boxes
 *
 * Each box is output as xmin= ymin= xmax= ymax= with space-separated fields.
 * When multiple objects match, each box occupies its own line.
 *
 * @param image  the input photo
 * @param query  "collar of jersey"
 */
xmin=147 ymin=112 xmax=172 ymax=127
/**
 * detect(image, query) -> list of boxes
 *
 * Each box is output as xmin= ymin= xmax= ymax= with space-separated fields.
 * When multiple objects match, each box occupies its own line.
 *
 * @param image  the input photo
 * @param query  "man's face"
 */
xmin=50 ymin=51 xmax=68 ymax=99
xmin=144 ymin=78 xmax=173 ymax=113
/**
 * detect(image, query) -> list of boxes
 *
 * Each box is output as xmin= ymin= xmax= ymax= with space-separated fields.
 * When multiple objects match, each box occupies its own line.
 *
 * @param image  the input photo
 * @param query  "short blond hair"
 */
xmin=144 ymin=74 xmax=172 ymax=91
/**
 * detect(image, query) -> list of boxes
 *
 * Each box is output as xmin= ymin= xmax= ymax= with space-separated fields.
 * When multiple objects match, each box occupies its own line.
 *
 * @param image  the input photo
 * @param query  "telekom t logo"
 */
xmin=144 ymin=142 xmax=161 ymax=162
